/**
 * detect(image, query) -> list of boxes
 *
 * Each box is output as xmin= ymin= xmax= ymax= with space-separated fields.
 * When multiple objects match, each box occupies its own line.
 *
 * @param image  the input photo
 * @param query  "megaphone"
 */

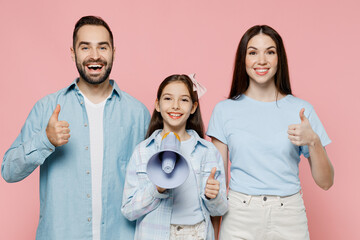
xmin=146 ymin=132 xmax=190 ymax=189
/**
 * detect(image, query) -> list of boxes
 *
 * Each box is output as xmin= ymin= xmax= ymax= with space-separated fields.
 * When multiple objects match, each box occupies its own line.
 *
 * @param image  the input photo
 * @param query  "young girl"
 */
xmin=207 ymin=25 xmax=334 ymax=239
xmin=122 ymin=74 xmax=228 ymax=240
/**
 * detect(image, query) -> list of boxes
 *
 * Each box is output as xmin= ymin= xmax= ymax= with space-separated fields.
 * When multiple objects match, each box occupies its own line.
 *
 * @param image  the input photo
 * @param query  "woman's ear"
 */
xmin=155 ymin=99 xmax=160 ymax=112
xmin=191 ymin=102 xmax=198 ymax=114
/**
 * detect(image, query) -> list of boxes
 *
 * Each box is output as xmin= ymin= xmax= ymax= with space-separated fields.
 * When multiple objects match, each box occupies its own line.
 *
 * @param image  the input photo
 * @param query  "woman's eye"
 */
xmin=182 ymin=98 xmax=190 ymax=102
xmin=163 ymin=97 xmax=171 ymax=101
xmin=248 ymin=51 xmax=256 ymax=55
xmin=267 ymin=50 xmax=276 ymax=55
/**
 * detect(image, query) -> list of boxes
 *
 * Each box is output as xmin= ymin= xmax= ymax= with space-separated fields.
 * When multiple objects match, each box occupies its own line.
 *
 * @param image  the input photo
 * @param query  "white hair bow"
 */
xmin=187 ymin=73 xmax=207 ymax=99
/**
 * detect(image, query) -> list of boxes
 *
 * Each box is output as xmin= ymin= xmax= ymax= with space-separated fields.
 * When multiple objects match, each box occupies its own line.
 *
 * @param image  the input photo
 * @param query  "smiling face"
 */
xmin=155 ymin=81 xmax=198 ymax=134
xmin=71 ymin=25 xmax=115 ymax=85
xmin=245 ymin=34 xmax=278 ymax=87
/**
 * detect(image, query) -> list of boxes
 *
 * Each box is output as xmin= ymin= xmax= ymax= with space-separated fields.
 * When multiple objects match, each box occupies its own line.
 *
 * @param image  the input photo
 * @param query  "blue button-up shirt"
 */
xmin=121 ymin=130 xmax=228 ymax=240
xmin=2 ymin=79 xmax=150 ymax=240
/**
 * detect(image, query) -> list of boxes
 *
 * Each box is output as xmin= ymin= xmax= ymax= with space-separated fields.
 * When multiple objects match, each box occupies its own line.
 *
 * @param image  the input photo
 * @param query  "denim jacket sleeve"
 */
xmin=200 ymin=147 xmax=228 ymax=216
xmin=121 ymin=143 xmax=169 ymax=221
xmin=1 ymin=100 xmax=55 ymax=183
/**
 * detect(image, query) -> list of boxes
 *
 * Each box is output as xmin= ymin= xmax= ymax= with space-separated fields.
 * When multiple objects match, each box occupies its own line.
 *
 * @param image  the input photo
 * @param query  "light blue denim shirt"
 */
xmin=2 ymin=79 xmax=150 ymax=240
xmin=121 ymin=130 xmax=228 ymax=240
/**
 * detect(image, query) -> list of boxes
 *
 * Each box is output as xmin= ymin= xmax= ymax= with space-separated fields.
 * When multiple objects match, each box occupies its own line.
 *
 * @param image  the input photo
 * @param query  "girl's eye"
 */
xmin=267 ymin=50 xmax=276 ymax=55
xmin=181 ymin=98 xmax=190 ymax=102
xmin=163 ymin=97 xmax=171 ymax=101
xmin=248 ymin=51 xmax=256 ymax=55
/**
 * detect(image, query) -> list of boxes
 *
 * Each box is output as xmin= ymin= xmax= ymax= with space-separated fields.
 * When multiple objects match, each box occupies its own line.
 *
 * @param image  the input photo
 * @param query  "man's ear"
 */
xmin=191 ymin=102 xmax=198 ymax=114
xmin=112 ymin=47 xmax=116 ymax=61
xmin=155 ymin=99 xmax=160 ymax=112
xmin=70 ymin=47 xmax=75 ymax=62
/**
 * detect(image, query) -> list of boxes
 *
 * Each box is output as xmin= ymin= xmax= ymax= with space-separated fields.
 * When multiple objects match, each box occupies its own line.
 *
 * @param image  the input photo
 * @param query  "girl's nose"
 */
xmin=172 ymin=100 xmax=180 ymax=110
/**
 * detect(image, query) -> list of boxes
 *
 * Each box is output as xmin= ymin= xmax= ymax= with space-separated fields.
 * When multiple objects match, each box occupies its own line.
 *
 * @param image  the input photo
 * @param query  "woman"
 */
xmin=207 ymin=25 xmax=334 ymax=239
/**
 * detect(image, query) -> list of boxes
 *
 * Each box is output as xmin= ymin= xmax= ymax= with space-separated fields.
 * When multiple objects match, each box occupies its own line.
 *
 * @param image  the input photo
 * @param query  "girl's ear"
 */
xmin=155 ymin=99 xmax=160 ymax=112
xmin=191 ymin=102 xmax=198 ymax=114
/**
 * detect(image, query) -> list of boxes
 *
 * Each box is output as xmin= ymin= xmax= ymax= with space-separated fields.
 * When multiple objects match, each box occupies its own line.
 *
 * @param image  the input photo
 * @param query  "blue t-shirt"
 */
xmin=171 ymin=135 xmax=204 ymax=225
xmin=207 ymin=94 xmax=331 ymax=196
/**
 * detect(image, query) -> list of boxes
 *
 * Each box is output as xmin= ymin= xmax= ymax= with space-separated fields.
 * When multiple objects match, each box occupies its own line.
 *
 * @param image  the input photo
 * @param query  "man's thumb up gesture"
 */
xmin=46 ymin=104 xmax=70 ymax=147
xmin=205 ymin=167 xmax=220 ymax=199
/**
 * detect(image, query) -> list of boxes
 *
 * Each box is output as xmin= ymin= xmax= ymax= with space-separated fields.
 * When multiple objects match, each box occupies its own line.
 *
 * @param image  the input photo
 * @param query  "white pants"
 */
xmin=220 ymin=190 xmax=309 ymax=240
xmin=170 ymin=221 xmax=206 ymax=240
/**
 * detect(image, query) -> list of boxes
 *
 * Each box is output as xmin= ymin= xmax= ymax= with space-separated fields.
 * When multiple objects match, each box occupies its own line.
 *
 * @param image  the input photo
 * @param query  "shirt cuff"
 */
xmin=149 ymin=184 xmax=169 ymax=199
xmin=34 ymin=129 xmax=55 ymax=165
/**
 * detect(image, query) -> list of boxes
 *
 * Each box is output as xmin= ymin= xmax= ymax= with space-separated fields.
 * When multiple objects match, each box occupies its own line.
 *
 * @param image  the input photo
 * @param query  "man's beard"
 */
xmin=75 ymin=57 xmax=113 ymax=85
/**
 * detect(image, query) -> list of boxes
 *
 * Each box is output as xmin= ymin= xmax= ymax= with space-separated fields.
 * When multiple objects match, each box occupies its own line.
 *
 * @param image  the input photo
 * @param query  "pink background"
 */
xmin=0 ymin=0 xmax=359 ymax=239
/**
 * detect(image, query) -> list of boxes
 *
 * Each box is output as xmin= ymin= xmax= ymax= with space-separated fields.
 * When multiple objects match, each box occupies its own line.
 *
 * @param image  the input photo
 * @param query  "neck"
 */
xmin=245 ymin=80 xmax=285 ymax=102
xmin=77 ymin=78 xmax=112 ymax=104
xmin=161 ymin=127 xmax=190 ymax=141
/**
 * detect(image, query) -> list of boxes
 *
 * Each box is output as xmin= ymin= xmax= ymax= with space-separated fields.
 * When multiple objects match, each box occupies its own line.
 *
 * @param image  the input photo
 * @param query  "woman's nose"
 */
xmin=258 ymin=53 xmax=266 ymax=64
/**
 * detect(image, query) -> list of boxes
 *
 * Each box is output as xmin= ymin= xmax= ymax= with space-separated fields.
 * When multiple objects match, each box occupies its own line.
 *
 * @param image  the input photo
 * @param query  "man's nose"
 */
xmin=90 ymin=48 xmax=100 ymax=60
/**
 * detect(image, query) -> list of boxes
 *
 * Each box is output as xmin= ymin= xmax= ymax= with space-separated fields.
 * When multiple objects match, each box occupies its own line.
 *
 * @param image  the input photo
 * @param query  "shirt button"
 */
xmin=49 ymin=149 xmax=53 ymax=152
xmin=87 ymin=194 xmax=91 ymax=198
xmin=263 ymin=196 xmax=267 ymax=201
xmin=85 ymin=146 xmax=88 ymax=150
xmin=80 ymin=101 xmax=84 ymax=105
xmin=84 ymin=123 xmax=88 ymax=127
xmin=86 ymin=171 xmax=90 ymax=175
xmin=88 ymin=217 xmax=91 ymax=222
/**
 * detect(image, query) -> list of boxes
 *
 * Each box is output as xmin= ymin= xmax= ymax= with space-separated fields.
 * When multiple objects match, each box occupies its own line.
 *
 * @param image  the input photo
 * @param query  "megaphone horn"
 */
xmin=146 ymin=132 xmax=190 ymax=189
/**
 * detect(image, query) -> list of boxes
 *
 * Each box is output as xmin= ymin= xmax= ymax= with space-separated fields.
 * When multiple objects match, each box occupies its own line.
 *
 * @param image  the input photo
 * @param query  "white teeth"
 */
xmin=255 ymin=69 xmax=268 ymax=73
xmin=88 ymin=65 xmax=102 ymax=68
xmin=169 ymin=113 xmax=181 ymax=117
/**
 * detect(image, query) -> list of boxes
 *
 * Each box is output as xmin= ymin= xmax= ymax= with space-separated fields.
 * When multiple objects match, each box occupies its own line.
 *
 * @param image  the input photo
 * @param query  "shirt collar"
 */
xmin=145 ymin=129 xmax=208 ymax=150
xmin=65 ymin=78 xmax=122 ymax=100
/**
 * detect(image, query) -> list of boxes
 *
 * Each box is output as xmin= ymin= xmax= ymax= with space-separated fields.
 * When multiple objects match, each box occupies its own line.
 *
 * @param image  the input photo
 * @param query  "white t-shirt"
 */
xmin=82 ymin=93 xmax=108 ymax=240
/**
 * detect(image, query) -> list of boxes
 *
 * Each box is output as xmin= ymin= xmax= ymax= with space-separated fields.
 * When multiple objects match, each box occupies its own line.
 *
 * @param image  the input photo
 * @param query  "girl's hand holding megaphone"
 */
xmin=156 ymin=186 xmax=167 ymax=193
xmin=205 ymin=167 xmax=220 ymax=199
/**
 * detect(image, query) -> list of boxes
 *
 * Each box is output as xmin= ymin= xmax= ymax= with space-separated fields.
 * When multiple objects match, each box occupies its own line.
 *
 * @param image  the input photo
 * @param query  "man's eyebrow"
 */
xmin=98 ymin=42 xmax=111 ymax=47
xmin=78 ymin=41 xmax=111 ymax=47
xmin=78 ymin=41 xmax=90 ymax=46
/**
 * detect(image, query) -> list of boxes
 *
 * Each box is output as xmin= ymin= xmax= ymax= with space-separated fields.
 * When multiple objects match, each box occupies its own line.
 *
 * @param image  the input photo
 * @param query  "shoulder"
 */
xmin=117 ymin=90 xmax=149 ymax=114
xmin=119 ymin=91 xmax=147 ymax=108
xmin=31 ymin=86 xmax=71 ymax=112
xmin=282 ymin=95 xmax=315 ymax=117
xmin=211 ymin=98 xmax=238 ymax=114
xmin=214 ymin=98 xmax=238 ymax=108
xmin=190 ymin=130 xmax=219 ymax=153
xmin=285 ymin=95 xmax=314 ymax=111
xmin=131 ymin=136 xmax=158 ymax=165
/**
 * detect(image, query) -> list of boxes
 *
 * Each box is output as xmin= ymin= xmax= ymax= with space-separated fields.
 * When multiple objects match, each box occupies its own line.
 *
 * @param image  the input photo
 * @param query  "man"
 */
xmin=1 ymin=16 xmax=150 ymax=240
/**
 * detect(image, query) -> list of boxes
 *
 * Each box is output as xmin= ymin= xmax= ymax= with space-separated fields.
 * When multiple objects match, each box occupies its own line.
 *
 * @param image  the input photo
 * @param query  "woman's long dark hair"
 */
xmin=229 ymin=25 xmax=292 ymax=99
xmin=146 ymin=74 xmax=205 ymax=138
